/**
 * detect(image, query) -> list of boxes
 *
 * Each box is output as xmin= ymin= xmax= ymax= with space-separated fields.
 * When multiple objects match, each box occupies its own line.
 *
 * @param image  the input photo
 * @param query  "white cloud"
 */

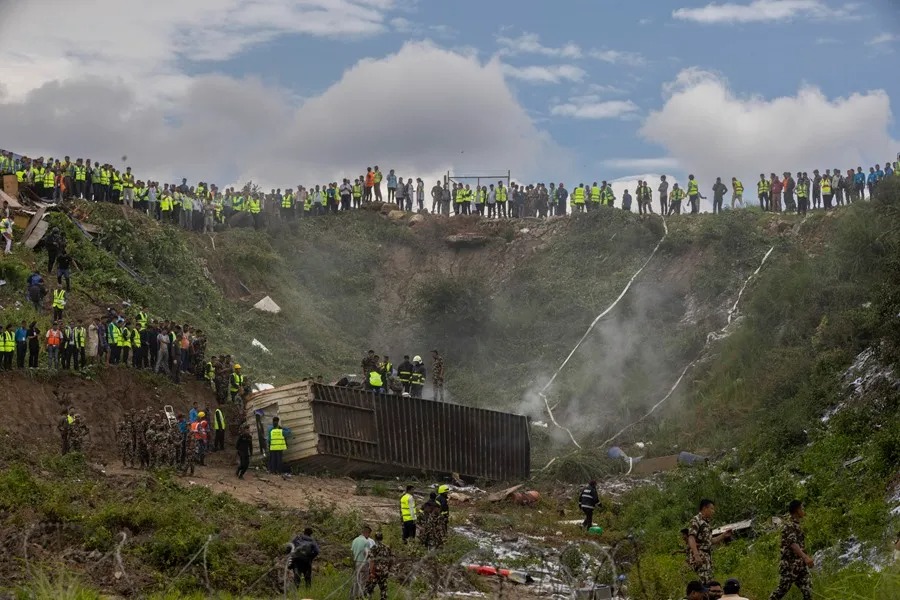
xmin=0 ymin=23 xmax=572 ymax=187
xmin=502 ymin=64 xmax=587 ymax=84
xmin=640 ymin=68 xmax=897 ymax=190
xmin=390 ymin=16 xmax=414 ymax=32
xmin=0 ymin=0 xmax=399 ymax=103
xmin=497 ymin=33 xmax=583 ymax=59
xmin=588 ymin=49 xmax=646 ymax=67
xmin=550 ymin=100 xmax=639 ymax=120
xmin=867 ymin=33 xmax=898 ymax=46
xmin=673 ymin=0 xmax=858 ymax=24
xmin=603 ymin=158 xmax=681 ymax=172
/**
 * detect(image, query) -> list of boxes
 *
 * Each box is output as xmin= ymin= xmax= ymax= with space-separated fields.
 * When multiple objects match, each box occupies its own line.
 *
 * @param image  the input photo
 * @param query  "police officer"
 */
xmin=397 ymin=355 xmax=414 ymax=395
xmin=578 ymin=480 xmax=600 ymax=528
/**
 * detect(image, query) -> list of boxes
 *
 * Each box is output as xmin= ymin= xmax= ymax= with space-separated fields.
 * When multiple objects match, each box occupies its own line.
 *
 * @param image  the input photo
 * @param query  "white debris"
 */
xmin=252 ymin=383 xmax=275 ymax=392
xmin=251 ymin=338 xmax=271 ymax=354
xmin=532 ymin=421 xmax=549 ymax=428
xmin=253 ymin=295 xmax=281 ymax=314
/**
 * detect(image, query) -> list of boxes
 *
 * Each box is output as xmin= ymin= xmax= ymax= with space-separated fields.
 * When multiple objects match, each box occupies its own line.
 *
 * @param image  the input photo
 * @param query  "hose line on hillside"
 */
xmin=538 ymin=217 xmax=670 ymax=448
xmin=597 ymin=244 xmax=776 ymax=449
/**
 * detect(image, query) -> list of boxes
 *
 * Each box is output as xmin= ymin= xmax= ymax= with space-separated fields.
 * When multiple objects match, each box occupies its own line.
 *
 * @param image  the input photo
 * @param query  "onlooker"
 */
xmin=27 ymin=322 xmax=40 ymax=368
xmin=721 ymin=577 xmax=750 ymax=600
xmin=288 ymin=527 xmax=320 ymax=589
xmin=350 ymin=525 xmax=372 ymax=598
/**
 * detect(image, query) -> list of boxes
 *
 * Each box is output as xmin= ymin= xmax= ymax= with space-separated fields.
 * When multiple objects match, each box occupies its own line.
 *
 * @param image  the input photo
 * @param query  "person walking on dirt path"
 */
xmin=431 ymin=350 xmax=445 ymax=402
xmin=579 ymin=480 xmax=600 ymax=529
xmin=212 ymin=407 xmax=226 ymax=452
xmin=768 ymin=500 xmax=814 ymax=600
xmin=268 ymin=416 xmax=290 ymax=475
xmin=236 ymin=423 xmax=253 ymax=478
xmin=365 ymin=532 xmax=393 ymax=600
xmin=400 ymin=485 xmax=417 ymax=544
xmin=51 ymin=287 xmax=66 ymax=322
xmin=287 ymin=527 xmax=320 ymax=589
xmin=351 ymin=525 xmax=372 ymax=598
xmin=687 ymin=499 xmax=732 ymax=585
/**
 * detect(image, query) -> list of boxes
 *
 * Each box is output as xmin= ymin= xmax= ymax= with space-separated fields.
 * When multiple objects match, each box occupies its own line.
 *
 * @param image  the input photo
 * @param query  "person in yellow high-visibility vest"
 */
xmin=731 ymin=177 xmax=744 ymax=209
xmin=212 ymin=407 xmax=226 ymax=452
xmin=400 ymin=485 xmax=417 ymax=543
xmin=267 ymin=416 xmax=291 ymax=475
xmin=571 ymin=184 xmax=586 ymax=213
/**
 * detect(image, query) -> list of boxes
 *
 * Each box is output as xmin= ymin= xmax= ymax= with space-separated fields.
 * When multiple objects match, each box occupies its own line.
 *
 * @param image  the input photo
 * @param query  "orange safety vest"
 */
xmin=190 ymin=421 xmax=203 ymax=440
xmin=365 ymin=172 xmax=375 ymax=187
xmin=47 ymin=329 xmax=62 ymax=347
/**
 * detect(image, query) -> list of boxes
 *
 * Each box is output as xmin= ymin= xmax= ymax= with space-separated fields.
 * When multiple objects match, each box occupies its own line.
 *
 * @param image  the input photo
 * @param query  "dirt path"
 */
xmin=100 ymin=450 xmax=400 ymax=522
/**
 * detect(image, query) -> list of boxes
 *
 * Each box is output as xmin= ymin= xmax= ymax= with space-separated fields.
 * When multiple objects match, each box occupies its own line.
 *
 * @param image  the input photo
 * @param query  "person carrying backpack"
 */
xmin=287 ymin=527 xmax=320 ymax=588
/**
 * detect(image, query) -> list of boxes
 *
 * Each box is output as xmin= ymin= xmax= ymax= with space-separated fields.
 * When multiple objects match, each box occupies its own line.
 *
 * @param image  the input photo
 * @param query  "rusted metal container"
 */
xmin=245 ymin=381 xmax=530 ymax=481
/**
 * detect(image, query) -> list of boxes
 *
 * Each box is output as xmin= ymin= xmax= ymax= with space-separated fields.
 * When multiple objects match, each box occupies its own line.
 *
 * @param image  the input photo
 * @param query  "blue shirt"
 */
xmin=875 ymin=169 xmax=884 ymax=180
xmin=189 ymin=408 xmax=198 ymax=423
xmin=854 ymin=172 xmax=865 ymax=185
xmin=387 ymin=174 xmax=397 ymax=188
xmin=886 ymin=166 xmax=894 ymax=177
xmin=868 ymin=173 xmax=878 ymax=184
xmin=15 ymin=327 xmax=27 ymax=342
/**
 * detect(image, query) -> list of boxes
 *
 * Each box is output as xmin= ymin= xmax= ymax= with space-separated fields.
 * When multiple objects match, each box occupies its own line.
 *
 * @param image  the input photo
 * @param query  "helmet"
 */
xmin=198 ymin=411 xmax=206 ymax=418
xmin=437 ymin=484 xmax=449 ymax=494
xmin=234 ymin=364 xmax=241 ymax=369
xmin=413 ymin=355 xmax=422 ymax=363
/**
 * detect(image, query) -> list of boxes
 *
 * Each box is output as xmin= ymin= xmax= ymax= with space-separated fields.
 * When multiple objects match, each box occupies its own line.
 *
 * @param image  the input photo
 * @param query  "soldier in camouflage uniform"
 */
xmin=430 ymin=350 xmax=445 ymax=402
xmin=364 ymin=533 xmax=393 ymax=600
xmin=167 ymin=418 xmax=183 ymax=466
xmin=687 ymin=499 xmax=723 ymax=584
xmin=214 ymin=356 xmax=230 ymax=404
xmin=115 ymin=419 xmax=132 ymax=467
xmin=68 ymin=415 xmax=88 ymax=452
xmin=136 ymin=409 xmax=151 ymax=469
xmin=418 ymin=492 xmax=444 ymax=548
xmin=146 ymin=421 xmax=165 ymax=468
xmin=182 ymin=427 xmax=198 ymax=475
xmin=769 ymin=500 xmax=813 ymax=600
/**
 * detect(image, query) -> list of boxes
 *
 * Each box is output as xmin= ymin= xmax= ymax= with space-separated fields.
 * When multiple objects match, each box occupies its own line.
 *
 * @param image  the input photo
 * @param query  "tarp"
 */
xmin=251 ymin=338 xmax=271 ymax=354
xmin=253 ymin=295 xmax=281 ymax=313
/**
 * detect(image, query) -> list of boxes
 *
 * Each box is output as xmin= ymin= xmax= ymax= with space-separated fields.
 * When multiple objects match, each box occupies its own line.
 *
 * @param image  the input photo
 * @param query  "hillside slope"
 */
xmin=0 ymin=182 xmax=898 ymax=598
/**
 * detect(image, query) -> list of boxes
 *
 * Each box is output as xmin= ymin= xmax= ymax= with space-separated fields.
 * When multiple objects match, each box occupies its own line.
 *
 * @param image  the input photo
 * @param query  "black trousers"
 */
xmin=410 ymin=384 xmax=423 ymax=398
xmin=269 ymin=450 xmax=283 ymax=474
xmin=291 ymin=559 xmax=313 ymax=587
xmin=582 ymin=508 xmax=594 ymax=529
xmin=28 ymin=345 xmax=39 ymax=367
xmin=214 ymin=429 xmax=225 ymax=451
xmin=823 ymin=193 xmax=833 ymax=210
xmin=402 ymin=521 xmax=416 ymax=542
xmin=798 ymin=197 xmax=808 ymax=216
xmin=237 ymin=452 xmax=250 ymax=477
xmin=16 ymin=341 xmax=26 ymax=368
xmin=712 ymin=198 xmax=723 ymax=213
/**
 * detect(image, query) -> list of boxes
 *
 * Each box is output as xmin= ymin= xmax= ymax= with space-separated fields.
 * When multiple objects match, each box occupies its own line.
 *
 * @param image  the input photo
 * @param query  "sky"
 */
xmin=0 ymin=0 xmax=898 ymax=198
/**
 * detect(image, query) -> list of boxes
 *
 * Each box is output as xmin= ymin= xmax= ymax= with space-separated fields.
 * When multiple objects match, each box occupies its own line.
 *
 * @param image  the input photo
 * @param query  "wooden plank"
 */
xmin=23 ymin=219 xmax=48 ymax=249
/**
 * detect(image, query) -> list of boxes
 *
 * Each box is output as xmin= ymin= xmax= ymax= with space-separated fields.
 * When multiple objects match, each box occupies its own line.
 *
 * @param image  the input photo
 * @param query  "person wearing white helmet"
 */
xmin=410 ymin=356 xmax=426 ymax=398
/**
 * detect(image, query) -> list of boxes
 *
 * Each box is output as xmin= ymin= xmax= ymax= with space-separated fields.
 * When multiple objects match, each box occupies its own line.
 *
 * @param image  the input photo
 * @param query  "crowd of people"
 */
xmin=353 ymin=349 xmax=444 ymax=401
xmin=4 ymin=149 xmax=898 ymax=232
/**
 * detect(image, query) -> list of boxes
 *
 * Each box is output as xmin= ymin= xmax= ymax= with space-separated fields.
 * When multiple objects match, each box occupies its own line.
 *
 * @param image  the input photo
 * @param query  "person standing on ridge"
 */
xmin=686 ymin=175 xmax=704 ymax=214
xmin=658 ymin=175 xmax=669 ymax=215
xmin=711 ymin=177 xmax=727 ymax=214
xmin=431 ymin=350 xmax=444 ymax=401
xmin=757 ymin=173 xmax=770 ymax=211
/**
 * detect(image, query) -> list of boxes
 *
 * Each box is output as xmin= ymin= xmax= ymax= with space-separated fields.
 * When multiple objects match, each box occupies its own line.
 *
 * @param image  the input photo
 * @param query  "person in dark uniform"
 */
xmin=578 ymin=480 xmax=600 ymax=528
xmin=235 ymin=423 xmax=253 ymax=479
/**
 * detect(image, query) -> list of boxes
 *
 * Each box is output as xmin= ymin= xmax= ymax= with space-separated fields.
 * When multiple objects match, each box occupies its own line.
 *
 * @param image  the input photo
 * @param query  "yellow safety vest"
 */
xmin=590 ymin=186 xmax=601 ymax=202
xmin=213 ymin=409 xmax=226 ymax=431
xmin=400 ymin=493 xmax=415 ymax=521
xmin=369 ymin=370 xmax=383 ymax=387
xmin=269 ymin=427 xmax=287 ymax=451
xmin=733 ymin=180 xmax=744 ymax=194
xmin=496 ymin=187 xmax=507 ymax=202
xmin=757 ymin=179 xmax=769 ymax=194
xmin=230 ymin=372 xmax=244 ymax=393
xmin=687 ymin=180 xmax=699 ymax=195
xmin=52 ymin=289 xmax=66 ymax=309
xmin=572 ymin=187 xmax=585 ymax=204
xmin=820 ymin=178 xmax=832 ymax=194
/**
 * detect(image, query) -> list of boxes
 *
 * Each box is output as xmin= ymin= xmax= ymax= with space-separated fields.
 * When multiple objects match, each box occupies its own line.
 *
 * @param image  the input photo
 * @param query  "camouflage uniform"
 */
xmin=769 ymin=517 xmax=812 ymax=600
xmin=168 ymin=423 xmax=183 ymax=466
xmin=431 ymin=354 xmax=445 ymax=401
xmin=127 ymin=415 xmax=141 ymax=468
xmin=58 ymin=415 xmax=72 ymax=455
xmin=69 ymin=416 xmax=88 ymax=452
xmin=418 ymin=501 xmax=443 ymax=548
xmin=182 ymin=431 xmax=197 ymax=475
xmin=214 ymin=359 xmax=229 ymax=404
xmin=115 ymin=419 xmax=132 ymax=467
xmin=687 ymin=512 xmax=713 ymax=584
xmin=136 ymin=412 xmax=150 ymax=468
xmin=364 ymin=543 xmax=393 ymax=600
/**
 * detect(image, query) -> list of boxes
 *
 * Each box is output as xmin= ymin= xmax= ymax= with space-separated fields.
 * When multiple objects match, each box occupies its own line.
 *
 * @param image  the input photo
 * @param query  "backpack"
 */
xmin=292 ymin=540 xmax=316 ymax=562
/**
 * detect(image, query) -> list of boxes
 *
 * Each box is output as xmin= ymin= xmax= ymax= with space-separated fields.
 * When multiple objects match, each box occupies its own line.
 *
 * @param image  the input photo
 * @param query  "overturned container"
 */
xmin=245 ymin=381 xmax=531 ymax=481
